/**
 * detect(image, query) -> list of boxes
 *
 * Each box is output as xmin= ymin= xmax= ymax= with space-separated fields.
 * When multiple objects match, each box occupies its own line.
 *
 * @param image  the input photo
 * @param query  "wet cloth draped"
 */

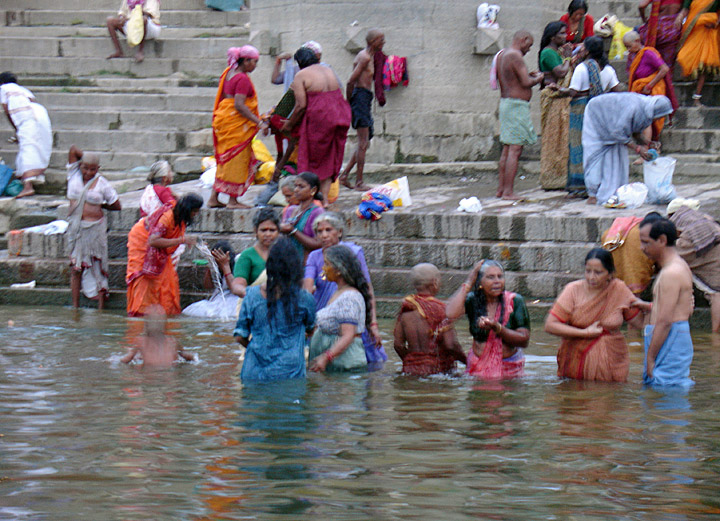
xmin=309 ymin=289 xmax=367 ymax=371
xmin=644 ymin=321 xmax=694 ymax=387
xmin=628 ymin=46 xmax=678 ymax=138
xmin=552 ymin=279 xmax=640 ymax=382
xmin=0 ymin=83 xmax=52 ymax=177
xmin=465 ymin=291 xmax=529 ymax=379
xmin=297 ymin=89 xmax=351 ymax=181
xmin=676 ymin=0 xmax=720 ymax=77
xmin=539 ymin=49 xmax=572 ymax=189
xmin=583 ymin=93 xmax=673 ymax=204
xmin=282 ymin=204 xmax=324 ymax=258
xmin=234 ymin=286 xmax=316 ymax=381
xmin=498 ymin=97 xmax=537 ymax=146
xmin=126 ymin=204 xmax=185 ymax=317
xmin=396 ymin=294 xmax=460 ymax=376
xmin=212 ymin=67 xmax=258 ymax=197
xmin=602 ymin=216 xmax=656 ymax=294
xmin=304 ymin=242 xmax=388 ymax=363
xmin=140 ymin=184 xmax=175 ymax=217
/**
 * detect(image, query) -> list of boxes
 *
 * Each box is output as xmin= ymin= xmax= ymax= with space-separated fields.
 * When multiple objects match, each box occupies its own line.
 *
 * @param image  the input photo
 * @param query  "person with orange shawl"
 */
xmin=126 ymin=193 xmax=203 ymax=317
xmin=446 ymin=260 xmax=530 ymax=379
xmin=624 ymin=30 xmax=678 ymax=139
xmin=393 ymin=263 xmax=466 ymax=376
xmin=675 ymin=0 xmax=720 ymax=106
xmin=545 ymin=248 xmax=647 ymax=382
xmin=210 ymin=45 xmax=267 ymax=209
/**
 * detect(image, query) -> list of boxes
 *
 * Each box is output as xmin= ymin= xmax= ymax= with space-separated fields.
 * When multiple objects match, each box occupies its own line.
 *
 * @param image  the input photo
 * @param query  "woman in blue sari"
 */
xmin=234 ymin=237 xmax=316 ymax=381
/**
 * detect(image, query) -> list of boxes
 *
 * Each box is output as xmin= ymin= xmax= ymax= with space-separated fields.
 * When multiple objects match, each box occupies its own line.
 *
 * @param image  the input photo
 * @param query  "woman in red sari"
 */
xmin=560 ymin=0 xmax=595 ymax=47
xmin=126 ymin=193 xmax=203 ymax=316
xmin=545 ymin=248 xmax=648 ymax=382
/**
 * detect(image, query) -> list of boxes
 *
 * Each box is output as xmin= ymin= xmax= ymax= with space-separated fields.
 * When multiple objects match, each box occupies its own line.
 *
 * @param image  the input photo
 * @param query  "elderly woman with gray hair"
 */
xmin=303 ymin=212 xmax=387 ymax=366
xmin=140 ymin=160 xmax=176 ymax=217
xmin=446 ymin=260 xmax=530 ymax=379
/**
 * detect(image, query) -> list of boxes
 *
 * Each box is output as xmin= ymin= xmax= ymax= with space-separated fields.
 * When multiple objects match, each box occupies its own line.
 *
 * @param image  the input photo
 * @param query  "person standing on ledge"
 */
xmin=638 ymin=216 xmax=695 ymax=387
xmin=339 ymin=28 xmax=385 ymax=192
xmin=495 ymin=30 xmax=544 ymax=200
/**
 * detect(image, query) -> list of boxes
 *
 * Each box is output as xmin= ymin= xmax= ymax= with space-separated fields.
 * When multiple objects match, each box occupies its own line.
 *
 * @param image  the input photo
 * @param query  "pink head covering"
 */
xmin=302 ymin=40 xmax=323 ymax=57
xmin=227 ymin=45 xmax=260 ymax=69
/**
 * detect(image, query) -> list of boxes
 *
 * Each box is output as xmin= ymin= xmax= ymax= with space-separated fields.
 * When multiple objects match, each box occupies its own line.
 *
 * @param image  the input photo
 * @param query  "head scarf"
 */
xmin=302 ymin=40 xmax=323 ymax=57
xmin=227 ymin=45 xmax=260 ymax=69
xmin=148 ymin=160 xmax=172 ymax=183
xmin=667 ymin=197 xmax=701 ymax=215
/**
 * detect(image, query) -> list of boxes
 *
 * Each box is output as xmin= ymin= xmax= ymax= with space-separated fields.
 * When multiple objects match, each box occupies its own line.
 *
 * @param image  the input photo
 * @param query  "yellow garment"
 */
xmin=677 ymin=0 xmax=720 ymax=77
xmin=252 ymin=138 xmax=274 ymax=163
xmin=609 ymin=20 xmax=632 ymax=60
xmin=602 ymin=221 xmax=655 ymax=295
xmin=255 ymin=161 xmax=275 ymax=184
xmin=126 ymin=5 xmax=144 ymax=47
xmin=118 ymin=0 xmax=160 ymax=24
xmin=328 ymin=177 xmax=339 ymax=203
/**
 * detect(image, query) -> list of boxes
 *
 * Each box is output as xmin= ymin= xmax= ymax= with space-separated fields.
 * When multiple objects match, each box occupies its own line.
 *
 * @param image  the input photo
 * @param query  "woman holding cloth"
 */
xmin=545 ymin=248 xmax=647 ymax=382
xmin=303 ymin=212 xmax=387 ymax=366
xmin=210 ymin=45 xmax=267 ymax=209
xmin=446 ymin=260 xmax=531 ymax=379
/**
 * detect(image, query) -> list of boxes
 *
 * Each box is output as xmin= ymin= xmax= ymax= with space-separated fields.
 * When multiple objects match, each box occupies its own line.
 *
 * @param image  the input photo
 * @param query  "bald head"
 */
xmin=81 ymin=152 xmax=100 ymax=167
xmin=512 ymin=30 xmax=534 ymax=54
xmin=411 ymin=263 xmax=440 ymax=294
xmin=366 ymin=28 xmax=385 ymax=52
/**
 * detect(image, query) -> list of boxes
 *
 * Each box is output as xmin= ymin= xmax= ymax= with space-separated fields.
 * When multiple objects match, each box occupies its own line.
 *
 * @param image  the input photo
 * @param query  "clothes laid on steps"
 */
xmin=205 ymin=0 xmax=244 ymax=11
xmin=498 ymin=97 xmax=536 ymax=147
xmin=0 ymin=83 xmax=52 ymax=178
xmin=644 ymin=321 xmax=694 ymax=387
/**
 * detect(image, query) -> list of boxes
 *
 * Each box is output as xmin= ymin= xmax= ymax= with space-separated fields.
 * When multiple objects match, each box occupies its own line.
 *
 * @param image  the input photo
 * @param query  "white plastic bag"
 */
xmin=616 ymin=182 xmax=648 ymax=209
xmin=199 ymin=166 xmax=216 ymax=188
xmin=643 ymin=156 xmax=677 ymax=204
xmin=362 ymin=176 xmax=412 ymax=207
xmin=456 ymin=196 xmax=483 ymax=213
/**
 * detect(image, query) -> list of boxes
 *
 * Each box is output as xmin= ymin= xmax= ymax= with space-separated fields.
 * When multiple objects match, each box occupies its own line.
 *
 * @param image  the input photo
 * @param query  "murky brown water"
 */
xmin=1 ymin=305 xmax=719 ymax=520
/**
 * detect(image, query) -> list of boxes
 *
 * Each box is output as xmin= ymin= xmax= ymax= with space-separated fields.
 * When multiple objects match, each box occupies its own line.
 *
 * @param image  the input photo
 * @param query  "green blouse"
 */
xmin=539 ymin=47 xmax=563 ymax=73
xmin=233 ymin=246 xmax=266 ymax=285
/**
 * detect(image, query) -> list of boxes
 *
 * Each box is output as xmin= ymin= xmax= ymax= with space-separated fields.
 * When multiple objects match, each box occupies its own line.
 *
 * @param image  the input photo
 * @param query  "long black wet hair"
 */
xmin=568 ymin=0 xmax=588 ymax=16
xmin=584 ymin=36 xmax=609 ymax=68
xmin=295 ymin=47 xmax=320 ymax=69
xmin=213 ymin=240 xmax=236 ymax=272
xmin=471 ymin=260 xmax=507 ymax=325
xmin=324 ymin=244 xmax=372 ymax=329
xmin=539 ymin=21 xmax=567 ymax=68
xmin=297 ymin=171 xmax=324 ymax=202
xmin=265 ymin=236 xmax=303 ymax=323
xmin=0 ymin=72 xmax=17 ymax=86
xmin=173 ymin=193 xmax=203 ymax=226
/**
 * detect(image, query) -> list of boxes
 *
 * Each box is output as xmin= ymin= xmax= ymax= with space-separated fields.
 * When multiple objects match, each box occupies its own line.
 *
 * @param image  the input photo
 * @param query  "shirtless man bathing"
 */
xmin=639 ymin=215 xmax=695 ymax=387
xmin=339 ymin=29 xmax=385 ymax=191
xmin=495 ymin=30 xmax=544 ymax=200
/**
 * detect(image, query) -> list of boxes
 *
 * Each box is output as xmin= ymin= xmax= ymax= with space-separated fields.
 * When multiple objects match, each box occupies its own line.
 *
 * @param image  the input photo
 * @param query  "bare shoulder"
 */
xmin=662 ymin=259 xmax=693 ymax=284
xmin=356 ymin=49 xmax=372 ymax=65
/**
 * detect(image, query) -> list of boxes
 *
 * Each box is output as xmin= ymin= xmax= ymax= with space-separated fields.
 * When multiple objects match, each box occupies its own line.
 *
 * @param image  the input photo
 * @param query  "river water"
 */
xmin=1 ymin=305 xmax=719 ymax=520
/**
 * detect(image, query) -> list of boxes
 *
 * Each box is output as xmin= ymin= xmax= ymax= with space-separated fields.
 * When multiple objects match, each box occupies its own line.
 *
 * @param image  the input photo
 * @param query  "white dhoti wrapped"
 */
xmin=67 ymin=217 xmax=110 ymax=299
xmin=13 ymin=103 xmax=52 ymax=176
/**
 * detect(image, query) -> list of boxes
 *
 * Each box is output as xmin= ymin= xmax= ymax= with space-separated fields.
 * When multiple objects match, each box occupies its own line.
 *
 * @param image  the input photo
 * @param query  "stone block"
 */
xmin=173 ymin=155 xmax=203 ymax=174
xmin=473 ymin=28 xmax=503 ymax=55
xmin=344 ymin=25 xmax=366 ymax=53
xmin=186 ymin=129 xmax=213 ymax=151
xmin=248 ymin=29 xmax=279 ymax=55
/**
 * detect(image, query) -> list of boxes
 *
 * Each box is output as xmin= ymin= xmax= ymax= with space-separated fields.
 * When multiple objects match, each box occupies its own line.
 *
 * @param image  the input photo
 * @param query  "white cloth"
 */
xmin=67 ymin=162 xmax=119 ymax=206
xmin=182 ymin=288 xmax=240 ymax=320
xmin=140 ymin=184 xmax=163 ymax=216
xmin=583 ymin=93 xmax=673 ymax=204
xmin=0 ymin=83 xmax=52 ymax=177
xmin=122 ymin=18 xmax=161 ymax=40
xmin=118 ymin=0 xmax=161 ymax=24
xmin=569 ymin=63 xmax=619 ymax=93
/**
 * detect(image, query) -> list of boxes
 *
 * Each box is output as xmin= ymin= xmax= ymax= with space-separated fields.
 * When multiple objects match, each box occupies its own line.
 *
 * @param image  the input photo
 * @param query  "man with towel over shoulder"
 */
xmin=495 ymin=30 xmax=544 ymax=200
xmin=281 ymin=47 xmax=351 ymax=203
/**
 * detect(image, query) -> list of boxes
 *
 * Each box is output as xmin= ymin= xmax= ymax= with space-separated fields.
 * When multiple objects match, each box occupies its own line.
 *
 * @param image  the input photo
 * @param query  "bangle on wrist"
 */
xmin=325 ymin=350 xmax=335 ymax=362
xmin=289 ymin=228 xmax=297 ymax=236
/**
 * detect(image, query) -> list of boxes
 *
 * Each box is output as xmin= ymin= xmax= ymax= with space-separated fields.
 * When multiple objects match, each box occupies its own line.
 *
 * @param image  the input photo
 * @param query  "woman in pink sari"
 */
xmin=446 ymin=260 xmax=530 ymax=379
xmin=545 ymin=248 xmax=648 ymax=382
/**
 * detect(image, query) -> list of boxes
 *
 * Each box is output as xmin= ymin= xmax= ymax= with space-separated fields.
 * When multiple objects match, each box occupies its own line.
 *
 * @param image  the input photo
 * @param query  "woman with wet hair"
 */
xmin=126 ymin=193 xmax=203 ymax=316
xmin=308 ymin=244 xmax=373 ymax=372
xmin=234 ymin=237 xmax=316 ymax=381
xmin=183 ymin=240 xmax=240 ymax=319
xmin=545 ymin=248 xmax=647 ymax=381
xmin=446 ymin=260 xmax=530 ymax=379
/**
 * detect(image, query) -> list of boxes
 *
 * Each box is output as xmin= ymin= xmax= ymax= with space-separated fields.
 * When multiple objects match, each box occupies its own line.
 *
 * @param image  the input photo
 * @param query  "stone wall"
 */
xmin=249 ymin=0 xmax=572 ymax=164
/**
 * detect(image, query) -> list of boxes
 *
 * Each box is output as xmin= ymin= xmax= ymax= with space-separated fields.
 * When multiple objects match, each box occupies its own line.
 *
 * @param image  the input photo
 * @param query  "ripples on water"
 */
xmin=1 ymin=306 xmax=719 ymax=520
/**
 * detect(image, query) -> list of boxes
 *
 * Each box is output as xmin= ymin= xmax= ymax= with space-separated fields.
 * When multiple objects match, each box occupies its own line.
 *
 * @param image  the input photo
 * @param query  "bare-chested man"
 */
xmin=495 ymin=30 xmax=544 ymax=200
xmin=339 ymin=29 xmax=385 ymax=191
xmin=394 ymin=263 xmax=466 ymax=376
xmin=639 ymin=216 xmax=695 ymax=387
xmin=282 ymin=47 xmax=351 ymax=203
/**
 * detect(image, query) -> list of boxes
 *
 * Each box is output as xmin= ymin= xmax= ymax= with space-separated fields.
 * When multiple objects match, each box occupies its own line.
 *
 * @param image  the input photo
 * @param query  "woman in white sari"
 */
xmin=0 ymin=72 xmax=52 ymax=198
xmin=583 ymin=93 xmax=672 ymax=205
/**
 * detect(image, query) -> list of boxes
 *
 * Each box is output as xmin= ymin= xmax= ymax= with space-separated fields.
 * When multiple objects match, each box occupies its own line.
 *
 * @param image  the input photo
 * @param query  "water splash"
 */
xmin=194 ymin=240 xmax=229 ymax=321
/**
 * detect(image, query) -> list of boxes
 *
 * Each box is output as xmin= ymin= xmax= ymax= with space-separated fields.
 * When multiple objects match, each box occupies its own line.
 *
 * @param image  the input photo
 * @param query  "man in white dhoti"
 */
xmin=65 ymin=145 xmax=122 ymax=309
xmin=0 ymin=72 xmax=52 ymax=199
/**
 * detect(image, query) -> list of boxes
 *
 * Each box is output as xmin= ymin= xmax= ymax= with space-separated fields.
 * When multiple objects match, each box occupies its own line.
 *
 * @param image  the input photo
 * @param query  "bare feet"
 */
xmin=586 ymin=196 xmax=597 ymax=205
xmin=207 ymin=201 xmax=226 ymax=208
xmin=501 ymin=193 xmax=523 ymax=201
xmin=339 ymin=174 xmax=354 ymax=190
xmin=107 ymin=52 xmax=124 ymax=59
xmin=14 ymin=185 xmax=35 ymax=199
xmin=134 ymin=51 xmax=144 ymax=63
xmin=354 ymin=182 xmax=371 ymax=192
xmin=495 ymin=190 xmax=503 ymax=198
xmin=225 ymin=201 xmax=251 ymax=209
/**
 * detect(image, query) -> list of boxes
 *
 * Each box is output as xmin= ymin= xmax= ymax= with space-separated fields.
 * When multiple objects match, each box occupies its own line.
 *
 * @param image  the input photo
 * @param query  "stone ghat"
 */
xmin=3 ymin=177 xmax=720 ymax=324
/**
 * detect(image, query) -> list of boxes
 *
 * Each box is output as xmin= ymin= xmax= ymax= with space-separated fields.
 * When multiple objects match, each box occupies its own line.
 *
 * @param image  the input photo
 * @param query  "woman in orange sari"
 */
xmin=675 ymin=0 xmax=720 ymax=106
xmin=210 ymin=45 xmax=267 ymax=209
xmin=126 ymin=193 xmax=203 ymax=317
xmin=545 ymin=248 xmax=648 ymax=382
xmin=624 ymin=30 xmax=677 ymax=139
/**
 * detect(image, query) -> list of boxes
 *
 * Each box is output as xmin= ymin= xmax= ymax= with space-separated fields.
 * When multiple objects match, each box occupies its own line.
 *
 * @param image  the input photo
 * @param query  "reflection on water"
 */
xmin=1 ymin=305 xmax=720 ymax=520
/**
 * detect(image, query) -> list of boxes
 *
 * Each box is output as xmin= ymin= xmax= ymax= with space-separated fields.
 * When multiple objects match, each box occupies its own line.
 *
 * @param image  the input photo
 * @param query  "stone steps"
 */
xmin=0 ymin=26 xmax=248 ymax=38
xmin=3 ymin=9 xmax=249 ymax=28
xmin=20 ymin=88 xmax=217 ymax=111
xmin=16 ymin=109 xmax=211 ymax=131
xmin=3 ymin=0 xmax=212 ymax=10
